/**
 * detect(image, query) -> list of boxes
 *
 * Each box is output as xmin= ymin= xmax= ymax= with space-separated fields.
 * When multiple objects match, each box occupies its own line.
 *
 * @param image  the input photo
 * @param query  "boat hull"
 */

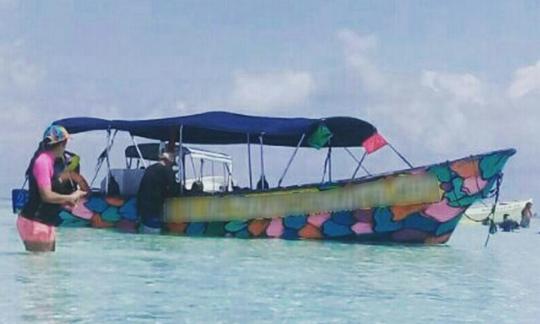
xmin=53 ymin=149 xmax=515 ymax=244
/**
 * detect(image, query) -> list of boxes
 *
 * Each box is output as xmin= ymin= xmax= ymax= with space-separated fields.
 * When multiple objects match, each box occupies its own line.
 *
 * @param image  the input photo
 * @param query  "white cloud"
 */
xmin=335 ymin=29 xmax=532 ymax=163
xmin=0 ymin=41 xmax=44 ymax=93
xmin=230 ymin=70 xmax=314 ymax=111
xmin=421 ymin=70 xmax=485 ymax=104
xmin=507 ymin=60 xmax=540 ymax=99
xmin=337 ymin=28 xmax=385 ymax=91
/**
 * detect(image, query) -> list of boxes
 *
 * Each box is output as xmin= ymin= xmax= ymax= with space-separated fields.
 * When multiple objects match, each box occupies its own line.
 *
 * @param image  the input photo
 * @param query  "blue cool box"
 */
xmin=11 ymin=189 xmax=29 ymax=214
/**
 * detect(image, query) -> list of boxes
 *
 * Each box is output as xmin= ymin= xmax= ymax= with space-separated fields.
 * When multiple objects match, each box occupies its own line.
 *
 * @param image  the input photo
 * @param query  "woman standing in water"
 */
xmin=18 ymin=125 xmax=87 ymax=252
xmin=520 ymin=202 xmax=533 ymax=228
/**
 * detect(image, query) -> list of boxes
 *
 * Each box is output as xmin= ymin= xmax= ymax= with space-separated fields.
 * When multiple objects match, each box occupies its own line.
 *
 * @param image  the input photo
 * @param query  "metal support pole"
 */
xmin=259 ymin=133 xmax=266 ymax=190
xmin=321 ymin=147 xmax=330 ymax=183
xmin=387 ymin=142 xmax=414 ymax=168
xmin=328 ymin=146 xmax=332 ymax=182
xmin=104 ymin=130 xmax=112 ymax=194
xmin=247 ymin=134 xmax=253 ymax=190
xmin=277 ymin=133 xmax=305 ymax=187
xmin=178 ymin=125 xmax=184 ymax=194
xmin=130 ymin=134 xmax=148 ymax=168
xmin=351 ymin=151 xmax=368 ymax=180
xmin=344 ymin=147 xmax=371 ymax=176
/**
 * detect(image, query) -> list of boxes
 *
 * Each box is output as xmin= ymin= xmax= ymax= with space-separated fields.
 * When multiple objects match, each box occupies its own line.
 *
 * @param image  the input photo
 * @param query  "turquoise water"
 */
xmin=1 ymin=200 xmax=539 ymax=323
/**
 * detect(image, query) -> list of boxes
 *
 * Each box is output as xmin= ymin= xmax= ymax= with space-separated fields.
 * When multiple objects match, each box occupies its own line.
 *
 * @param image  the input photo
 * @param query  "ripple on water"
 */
xmin=1 ymin=204 xmax=540 ymax=323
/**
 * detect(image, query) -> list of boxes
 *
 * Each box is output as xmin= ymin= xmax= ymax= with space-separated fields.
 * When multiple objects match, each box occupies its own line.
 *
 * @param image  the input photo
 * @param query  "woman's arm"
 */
xmin=38 ymin=187 xmax=87 ymax=206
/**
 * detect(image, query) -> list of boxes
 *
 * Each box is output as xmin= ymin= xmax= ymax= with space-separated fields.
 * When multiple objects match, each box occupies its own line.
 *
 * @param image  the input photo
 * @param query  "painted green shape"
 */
xmin=450 ymin=177 xmax=466 ymax=200
xmin=435 ymin=213 xmax=463 ymax=236
xmin=59 ymin=210 xmax=88 ymax=227
xmin=101 ymin=206 xmax=121 ymax=222
xmin=428 ymin=165 xmax=452 ymax=183
xmin=307 ymin=124 xmax=333 ymax=149
xmin=205 ymin=222 xmax=226 ymax=237
xmin=479 ymin=153 xmax=511 ymax=180
xmin=225 ymin=220 xmax=247 ymax=233
xmin=447 ymin=194 xmax=479 ymax=208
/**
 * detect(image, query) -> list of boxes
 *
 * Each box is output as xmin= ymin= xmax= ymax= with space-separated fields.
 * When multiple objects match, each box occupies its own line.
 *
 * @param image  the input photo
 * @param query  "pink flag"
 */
xmin=362 ymin=132 xmax=387 ymax=154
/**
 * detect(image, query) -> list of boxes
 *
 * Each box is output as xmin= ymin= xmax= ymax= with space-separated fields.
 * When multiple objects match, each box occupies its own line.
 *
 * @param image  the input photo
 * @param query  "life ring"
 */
xmin=58 ymin=171 xmax=90 ymax=193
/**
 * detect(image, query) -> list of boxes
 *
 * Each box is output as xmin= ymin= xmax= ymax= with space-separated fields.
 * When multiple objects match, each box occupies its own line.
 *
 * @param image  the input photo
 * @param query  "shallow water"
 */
xmin=1 ymin=200 xmax=539 ymax=323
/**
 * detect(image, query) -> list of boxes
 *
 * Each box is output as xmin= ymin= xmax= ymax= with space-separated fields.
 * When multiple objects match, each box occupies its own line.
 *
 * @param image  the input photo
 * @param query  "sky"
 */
xmin=1 ymin=0 xmax=540 ymax=202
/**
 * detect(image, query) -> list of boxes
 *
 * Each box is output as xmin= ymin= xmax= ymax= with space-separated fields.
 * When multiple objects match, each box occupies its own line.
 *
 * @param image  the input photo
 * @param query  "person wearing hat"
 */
xmin=136 ymin=151 xmax=179 ymax=234
xmin=18 ymin=125 xmax=87 ymax=252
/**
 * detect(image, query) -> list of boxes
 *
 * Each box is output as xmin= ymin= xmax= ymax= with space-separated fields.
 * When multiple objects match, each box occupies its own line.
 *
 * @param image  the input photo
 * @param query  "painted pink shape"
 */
xmin=352 ymin=222 xmax=373 ymax=234
xmin=71 ymin=198 xmax=94 ymax=220
xmin=266 ymin=218 xmax=284 ymax=237
xmin=462 ymin=176 xmax=488 ymax=195
xmin=424 ymin=198 xmax=464 ymax=222
xmin=307 ymin=212 xmax=331 ymax=227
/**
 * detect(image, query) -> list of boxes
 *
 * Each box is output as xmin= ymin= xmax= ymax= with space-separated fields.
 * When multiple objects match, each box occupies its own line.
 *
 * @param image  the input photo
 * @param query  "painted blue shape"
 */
xmin=283 ymin=214 xmax=306 ymax=230
xmin=331 ymin=211 xmax=355 ymax=225
xmin=186 ymin=222 xmax=206 ymax=236
xmin=282 ymin=228 xmax=299 ymax=240
xmin=322 ymin=220 xmax=353 ymax=237
xmin=85 ymin=196 xmax=109 ymax=213
xmin=234 ymin=229 xmax=251 ymax=239
xmin=402 ymin=213 xmax=438 ymax=232
xmin=373 ymin=207 xmax=402 ymax=233
xmin=118 ymin=198 xmax=138 ymax=221
xmin=435 ymin=214 xmax=463 ymax=236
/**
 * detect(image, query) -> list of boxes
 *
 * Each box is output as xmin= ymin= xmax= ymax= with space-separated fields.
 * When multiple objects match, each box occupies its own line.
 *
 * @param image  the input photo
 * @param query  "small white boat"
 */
xmin=463 ymin=199 xmax=533 ymax=224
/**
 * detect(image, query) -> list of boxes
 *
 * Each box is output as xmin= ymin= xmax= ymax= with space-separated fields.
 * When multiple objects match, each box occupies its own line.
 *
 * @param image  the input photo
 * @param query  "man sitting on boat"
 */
xmin=499 ymin=214 xmax=519 ymax=232
xmin=136 ymin=151 xmax=179 ymax=234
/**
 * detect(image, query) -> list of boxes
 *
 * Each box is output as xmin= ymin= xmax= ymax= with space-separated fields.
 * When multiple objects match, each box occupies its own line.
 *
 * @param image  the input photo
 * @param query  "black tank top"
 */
xmin=21 ymin=153 xmax=73 ymax=226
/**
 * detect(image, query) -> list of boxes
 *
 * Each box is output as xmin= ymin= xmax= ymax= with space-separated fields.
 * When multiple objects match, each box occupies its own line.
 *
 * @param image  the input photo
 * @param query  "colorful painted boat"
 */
xmin=19 ymin=112 xmax=517 ymax=244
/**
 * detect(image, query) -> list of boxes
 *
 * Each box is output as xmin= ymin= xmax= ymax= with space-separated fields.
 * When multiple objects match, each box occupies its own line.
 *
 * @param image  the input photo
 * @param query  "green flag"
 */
xmin=307 ymin=124 xmax=333 ymax=149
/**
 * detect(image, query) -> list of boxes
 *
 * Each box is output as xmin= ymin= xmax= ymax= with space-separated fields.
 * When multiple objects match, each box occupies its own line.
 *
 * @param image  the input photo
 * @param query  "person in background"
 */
xmin=520 ymin=202 xmax=533 ymax=228
xmin=136 ymin=151 xmax=179 ymax=234
xmin=499 ymin=214 xmax=519 ymax=232
xmin=18 ymin=125 xmax=87 ymax=252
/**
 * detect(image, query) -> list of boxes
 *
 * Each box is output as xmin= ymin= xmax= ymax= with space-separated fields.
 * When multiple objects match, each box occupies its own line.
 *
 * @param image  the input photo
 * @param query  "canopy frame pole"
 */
xmin=344 ymin=147 xmax=371 ymax=176
xmin=104 ymin=130 xmax=111 ymax=194
xmin=102 ymin=128 xmax=118 ymax=194
xmin=89 ymin=130 xmax=110 ymax=188
xmin=328 ymin=145 xmax=332 ymax=182
xmin=387 ymin=142 xmax=414 ymax=169
xmin=259 ymin=133 xmax=266 ymax=190
xmin=277 ymin=133 xmax=305 ymax=187
xmin=199 ymin=159 xmax=204 ymax=181
xmin=247 ymin=134 xmax=253 ymax=190
xmin=321 ymin=146 xmax=331 ymax=183
xmin=178 ymin=125 xmax=184 ymax=194
xmin=350 ymin=151 xmax=368 ymax=180
xmin=211 ymin=161 xmax=215 ymax=192
xmin=130 ymin=133 xmax=148 ymax=168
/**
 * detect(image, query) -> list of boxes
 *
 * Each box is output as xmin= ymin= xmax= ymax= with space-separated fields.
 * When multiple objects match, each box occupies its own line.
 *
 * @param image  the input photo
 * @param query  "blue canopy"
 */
xmin=53 ymin=111 xmax=377 ymax=148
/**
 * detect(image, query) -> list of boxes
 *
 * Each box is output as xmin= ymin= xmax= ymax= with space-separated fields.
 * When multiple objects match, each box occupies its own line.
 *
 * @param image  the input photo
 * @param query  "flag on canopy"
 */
xmin=362 ymin=132 xmax=387 ymax=154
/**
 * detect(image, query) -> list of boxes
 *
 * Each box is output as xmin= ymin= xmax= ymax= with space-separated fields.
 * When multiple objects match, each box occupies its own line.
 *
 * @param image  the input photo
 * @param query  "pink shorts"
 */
xmin=17 ymin=215 xmax=56 ymax=251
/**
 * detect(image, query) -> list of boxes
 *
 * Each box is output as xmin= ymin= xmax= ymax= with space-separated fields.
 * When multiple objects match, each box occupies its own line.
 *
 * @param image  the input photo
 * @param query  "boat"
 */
xmin=12 ymin=111 xmax=516 ymax=244
xmin=463 ymin=199 xmax=533 ymax=224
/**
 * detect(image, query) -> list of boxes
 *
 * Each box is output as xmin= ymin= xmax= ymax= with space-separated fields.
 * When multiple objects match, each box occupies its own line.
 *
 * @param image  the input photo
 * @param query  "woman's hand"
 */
xmin=67 ymin=189 xmax=87 ymax=206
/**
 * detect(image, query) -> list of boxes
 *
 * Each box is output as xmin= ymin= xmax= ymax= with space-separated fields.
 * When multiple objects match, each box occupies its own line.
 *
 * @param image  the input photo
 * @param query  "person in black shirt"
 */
xmin=499 ymin=214 xmax=519 ymax=232
xmin=137 ymin=151 xmax=178 ymax=233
